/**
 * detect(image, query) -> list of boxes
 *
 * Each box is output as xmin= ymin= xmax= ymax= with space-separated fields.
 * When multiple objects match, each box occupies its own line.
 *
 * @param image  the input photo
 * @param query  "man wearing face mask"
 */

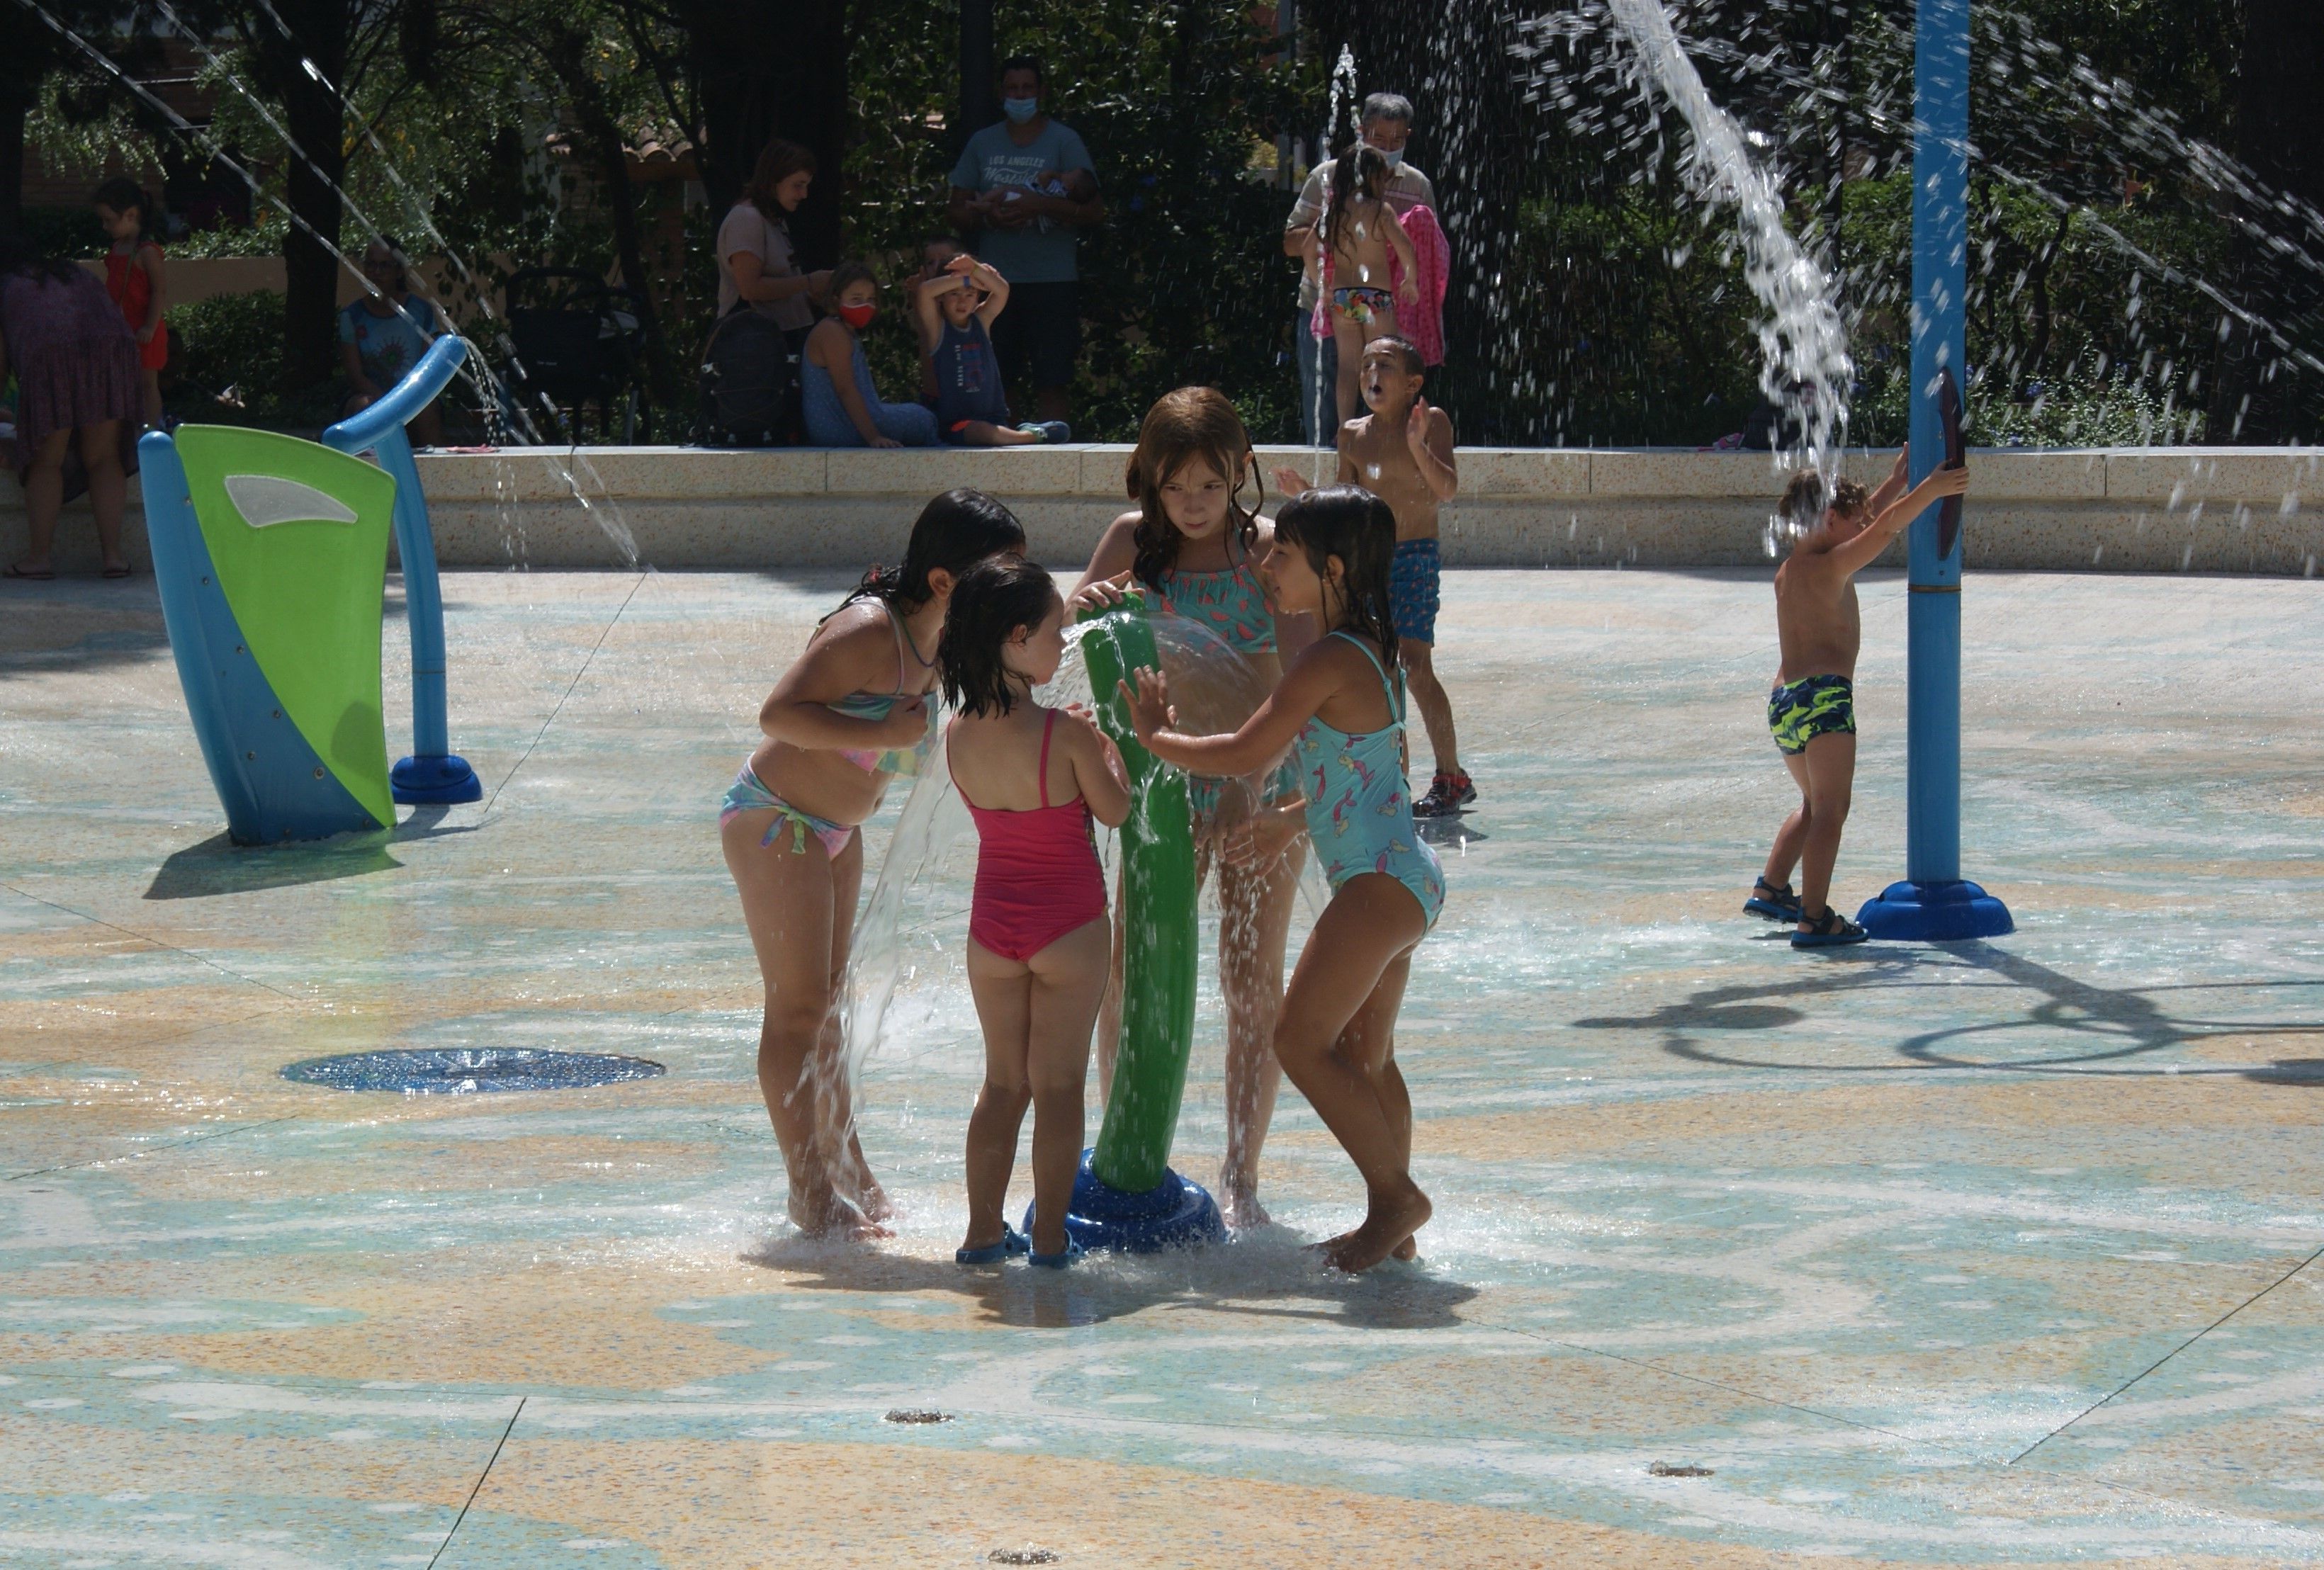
xmin=1283 ymin=93 xmax=1435 ymax=446
xmin=947 ymin=56 xmax=1104 ymax=428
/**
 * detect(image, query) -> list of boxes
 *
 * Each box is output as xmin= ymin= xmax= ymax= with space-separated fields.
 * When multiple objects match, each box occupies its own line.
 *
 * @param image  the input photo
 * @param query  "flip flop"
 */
xmin=2 ymin=564 xmax=55 ymax=581
xmin=102 ymin=563 xmax=134 ymax=580
xmin=1028 ymin=1238 xmax=1086 ymax=1270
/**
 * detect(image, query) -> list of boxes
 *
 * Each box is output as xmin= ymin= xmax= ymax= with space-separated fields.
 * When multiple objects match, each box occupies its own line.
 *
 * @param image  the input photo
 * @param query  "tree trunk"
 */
xmin=2215 ymin=0 xmax=2324 ymax=441
xmin=0 ymin=8 xmax=52 ymax=239
xmin=257 ymin=0 xmax=353 ymax=392
xmin=674 ymin=0 xmax=850 ymax=266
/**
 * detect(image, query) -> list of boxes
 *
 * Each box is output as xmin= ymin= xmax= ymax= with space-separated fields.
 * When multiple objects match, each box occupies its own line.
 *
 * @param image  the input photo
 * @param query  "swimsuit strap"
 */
xmin=1330 ymin=629 xmax=1402 ymax=723
xmin=881 ymin=600 xmax=910 ymax=694
xmin=1037 ymin=708 xmax=1056 ymax=809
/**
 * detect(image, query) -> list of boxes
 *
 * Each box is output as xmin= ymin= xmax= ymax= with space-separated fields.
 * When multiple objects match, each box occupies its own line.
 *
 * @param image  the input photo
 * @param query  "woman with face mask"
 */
xmin=800 ymin=261 xmax=942 ymax=448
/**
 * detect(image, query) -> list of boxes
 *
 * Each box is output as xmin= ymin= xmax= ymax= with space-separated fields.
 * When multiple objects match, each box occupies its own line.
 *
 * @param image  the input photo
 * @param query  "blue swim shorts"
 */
xmin=1390 ymin=538 xmax=1440 ymax=645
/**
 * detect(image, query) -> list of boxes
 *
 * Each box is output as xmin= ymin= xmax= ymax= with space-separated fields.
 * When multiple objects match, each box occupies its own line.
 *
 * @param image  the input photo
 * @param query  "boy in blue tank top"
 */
xmin=913 ymin=256 xmax=1069 ymax=446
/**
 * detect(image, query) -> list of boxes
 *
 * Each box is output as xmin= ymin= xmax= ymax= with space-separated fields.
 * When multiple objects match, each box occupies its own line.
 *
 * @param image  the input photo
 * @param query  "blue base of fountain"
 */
xmin=1856 ymin=879 xmax=2014 ymax=942
xmin=1022 ymin=1149 xmax=1228 ymax=1254
xmin=392 ymin=753 xmax=483 ymax=806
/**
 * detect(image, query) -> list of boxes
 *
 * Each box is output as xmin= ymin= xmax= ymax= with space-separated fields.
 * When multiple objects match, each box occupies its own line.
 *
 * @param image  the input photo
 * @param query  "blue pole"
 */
xmin=1856 ymin=0 xmax=2012 ymax=940
xmin=321 ymin=334 xmax=482 ymax=806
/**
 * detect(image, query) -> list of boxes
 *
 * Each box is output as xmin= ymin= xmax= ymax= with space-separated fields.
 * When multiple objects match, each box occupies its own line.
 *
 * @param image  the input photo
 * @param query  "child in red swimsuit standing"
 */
xmin=93 ymin=179 xmax=167 ymax=429
xmin=939 ymin=558 xmax=1130 ymax=1267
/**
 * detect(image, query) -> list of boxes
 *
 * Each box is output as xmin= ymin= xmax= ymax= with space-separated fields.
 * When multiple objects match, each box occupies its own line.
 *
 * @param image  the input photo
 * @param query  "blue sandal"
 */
xmin=1792 ymin=905 xmax=1868 ymax=949
xmin=1745 ymin=877 xmax=1802 ymax=922
xmin=955 ymin=1227 xmax=1032 ymax=1265
xmin=1028 ymin=1238 xmax=1085 ymax=1270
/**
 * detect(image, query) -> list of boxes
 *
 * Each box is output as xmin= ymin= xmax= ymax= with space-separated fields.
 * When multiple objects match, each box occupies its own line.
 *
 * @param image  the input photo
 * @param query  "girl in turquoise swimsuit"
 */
xmin=1122 ymin=485 xmax=1442 ymax=1273
xmin=1071 ymin=387 xmax=1310 ymax=1229
xmin=722 ymin=487 xmax=1025 ymax=1241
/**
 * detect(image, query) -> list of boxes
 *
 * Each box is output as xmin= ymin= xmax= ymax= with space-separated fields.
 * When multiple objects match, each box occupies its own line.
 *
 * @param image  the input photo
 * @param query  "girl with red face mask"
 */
xmin=801 ymin=261 xmax=941 ymax=448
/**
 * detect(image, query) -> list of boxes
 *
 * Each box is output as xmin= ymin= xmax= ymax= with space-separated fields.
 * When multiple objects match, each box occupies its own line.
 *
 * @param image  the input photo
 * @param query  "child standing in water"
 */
xmin=1124 ymin=485 xmax=1443 ymax=1272
xmin=1749 ymin=449 xmax=1969 ymax=947
xmin=1319 ymin=146 xmax=1418 ymax=424
xmin=1278 ymin=334 xmax=1467 ymax=815
xmin=940 ymin=559 xmax=1130 ymax=1267
xmin=723 ymin=489 xmax=1026 ymax=1237
xmin=1072 ymin=387 xmax=1309 ymax=1228
xmin=93 ymin=179 xmax=166 ymax=429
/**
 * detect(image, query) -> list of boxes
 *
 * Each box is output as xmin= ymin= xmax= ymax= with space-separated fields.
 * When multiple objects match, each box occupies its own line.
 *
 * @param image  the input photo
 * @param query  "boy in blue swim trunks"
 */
xmin=1274 ymin=334 xmax=1466 ymax=814
xmin=1750 ymin=451 xmax=1970 ymax=947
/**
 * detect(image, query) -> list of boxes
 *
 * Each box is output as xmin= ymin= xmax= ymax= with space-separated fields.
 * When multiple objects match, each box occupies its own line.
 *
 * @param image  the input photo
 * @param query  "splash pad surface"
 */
xmin=2 ymin=565 xmax=2321 ymax=1565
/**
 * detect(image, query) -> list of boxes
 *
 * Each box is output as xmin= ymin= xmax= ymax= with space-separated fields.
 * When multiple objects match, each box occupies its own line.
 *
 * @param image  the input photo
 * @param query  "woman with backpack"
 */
xmin=716 ymin=139 xmax=829 ymax=356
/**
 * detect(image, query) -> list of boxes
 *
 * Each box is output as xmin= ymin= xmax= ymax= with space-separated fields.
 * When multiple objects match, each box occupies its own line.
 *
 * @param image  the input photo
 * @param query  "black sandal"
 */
xmin=1744 ymin=876 xmax=1801 ymax=922
xmin=1792 ymin=904 xmax=1868 ymax=949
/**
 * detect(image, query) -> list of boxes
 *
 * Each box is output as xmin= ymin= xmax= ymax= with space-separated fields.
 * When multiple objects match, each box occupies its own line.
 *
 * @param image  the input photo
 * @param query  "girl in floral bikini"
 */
xmin=1071 ymin=387 xmax=1309 ymax=1228
xmin=722 ymin=488 xmax=1025 ymax=1238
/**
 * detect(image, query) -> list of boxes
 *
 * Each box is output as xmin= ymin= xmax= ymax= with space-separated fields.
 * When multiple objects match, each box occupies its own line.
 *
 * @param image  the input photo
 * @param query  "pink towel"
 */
xmin=1308 ymin=203 xmax=1451 ymax=366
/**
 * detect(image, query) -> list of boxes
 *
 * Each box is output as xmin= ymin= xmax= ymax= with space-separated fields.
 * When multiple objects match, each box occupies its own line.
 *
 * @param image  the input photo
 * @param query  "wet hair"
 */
xmin=999 ymin=55 xmax=1044 ymax=87
xmin=937 ymin=556 xmax=1057 ymax=718
xmin=1275 ymin=485 xmax=1398 ymax=667
xmin=1778 ymin=470 xmax=1868 ymax=533
xmin=1324 ymin=144 xmax=1389 ymax=259
xmin=1123 ymin=386 xmax=1260 ymax=588
xmin=1360 ymin=92 xmax=1414 ymax=128
xmin=746 ymin=138 xmax=817 ymax=215
xmin=91 ymin=178 xmax=153 ymax=236
xmin=826 ymin=259 xmax=877 ymax=302
xmin=0 ymin=227 xmax=81 ymax=285
xmin=845 ymin=488 xmax=1027 ymax=619
xmin=1363 ymin=334 xmax=1424 ymax=378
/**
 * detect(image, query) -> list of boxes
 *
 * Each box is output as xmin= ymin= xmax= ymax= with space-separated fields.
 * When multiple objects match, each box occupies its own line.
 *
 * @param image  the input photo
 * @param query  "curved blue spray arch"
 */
xmin=320 ymin=333 xmax=482 ymax=806
xmin=1856 ymin=0 xmax=2012 ymax=940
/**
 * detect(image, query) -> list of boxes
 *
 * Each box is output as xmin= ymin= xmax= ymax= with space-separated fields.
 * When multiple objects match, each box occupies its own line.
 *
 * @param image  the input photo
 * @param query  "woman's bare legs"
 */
xmin=961 ymin=917 xmax=1107 ymax=1258
xmin=1272 ymin=872 xmax=1428 ymax=1272
xmin=79 ymin=422 xmax=128 ymax=574
xmin=723 ymin=813 xmax=885 ymax=1238
xmin=12 ymin=429 xmax=71 ymax=574
xmin=1213 ymin=835 xmax=1304 ymax=1228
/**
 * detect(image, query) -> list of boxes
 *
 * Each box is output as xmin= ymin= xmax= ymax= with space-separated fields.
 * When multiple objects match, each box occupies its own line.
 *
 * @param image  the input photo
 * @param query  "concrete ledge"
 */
xmin=8 ymin=444 xmax=2321 ymax=575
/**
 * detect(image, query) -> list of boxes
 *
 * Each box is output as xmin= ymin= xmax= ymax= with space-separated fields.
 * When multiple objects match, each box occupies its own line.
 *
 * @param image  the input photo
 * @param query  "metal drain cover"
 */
xmin=281 ymin=1048 xmax=665 ymax=1095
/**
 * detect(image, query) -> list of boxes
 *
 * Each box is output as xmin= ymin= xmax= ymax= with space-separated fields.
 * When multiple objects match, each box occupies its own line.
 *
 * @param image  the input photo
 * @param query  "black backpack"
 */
xmin=696 ymin=309 xmax=796 ymax=446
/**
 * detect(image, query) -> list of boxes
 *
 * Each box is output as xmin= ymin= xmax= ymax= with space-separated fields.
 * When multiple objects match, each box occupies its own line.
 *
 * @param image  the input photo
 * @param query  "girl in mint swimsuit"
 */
xmin=722 ymin=488 xmax=1025 ymax=1241
xmin=1123 ymin=485 xmax=1442 ymax=1273
xmin=1070 ymin=388 xmax=1309 ymax=1229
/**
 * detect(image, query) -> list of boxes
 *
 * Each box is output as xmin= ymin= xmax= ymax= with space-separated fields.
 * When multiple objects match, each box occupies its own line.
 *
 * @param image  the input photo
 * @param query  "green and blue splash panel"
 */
xmin=140 ymin=425 xmax=398 ymax=845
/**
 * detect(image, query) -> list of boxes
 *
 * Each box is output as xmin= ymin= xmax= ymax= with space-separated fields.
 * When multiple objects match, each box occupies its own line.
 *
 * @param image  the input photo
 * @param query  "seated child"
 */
xmin=801 ymin=260 xmax=940 ymax=448
xmin=940 ymin=557 xmax=1130 ymax=1267
xmin=1749 ymin=448 xmax=1971 ymax=947
xmin=913 ymin=256 xmax=1068 ymax=446
xmin=914 ymin=236 xmax=966 ymax=400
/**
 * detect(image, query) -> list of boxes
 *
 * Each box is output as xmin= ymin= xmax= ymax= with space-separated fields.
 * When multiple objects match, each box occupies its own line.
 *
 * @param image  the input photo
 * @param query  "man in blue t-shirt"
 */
xmin=946 ymin=56 xmax=1102 ymax=427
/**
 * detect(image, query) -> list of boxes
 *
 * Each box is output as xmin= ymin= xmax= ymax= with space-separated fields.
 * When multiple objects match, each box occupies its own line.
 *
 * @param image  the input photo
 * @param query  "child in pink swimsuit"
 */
xmin=939 ymin=558 xmax=1130 ymax=1268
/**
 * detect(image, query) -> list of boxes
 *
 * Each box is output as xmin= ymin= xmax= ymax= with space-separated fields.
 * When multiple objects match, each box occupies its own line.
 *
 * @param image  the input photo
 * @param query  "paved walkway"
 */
xmin=3 ymin=567 xmax=2321 ymax=1566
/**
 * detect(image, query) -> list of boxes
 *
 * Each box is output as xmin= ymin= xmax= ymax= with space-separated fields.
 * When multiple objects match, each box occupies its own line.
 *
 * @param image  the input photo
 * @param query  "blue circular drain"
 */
xmin=281 ymin=1048 xmax=665 ymax=1095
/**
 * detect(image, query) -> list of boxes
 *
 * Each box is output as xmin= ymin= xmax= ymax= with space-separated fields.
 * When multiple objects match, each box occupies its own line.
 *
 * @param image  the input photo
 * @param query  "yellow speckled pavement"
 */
xmin=3 ymin=565 xmax=2321 ymax=1567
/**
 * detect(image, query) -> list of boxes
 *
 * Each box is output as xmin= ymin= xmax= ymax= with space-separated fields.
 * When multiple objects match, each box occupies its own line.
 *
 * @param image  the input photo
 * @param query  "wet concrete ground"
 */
xmin=3 ymin=565 xmax=2322 ymax=1568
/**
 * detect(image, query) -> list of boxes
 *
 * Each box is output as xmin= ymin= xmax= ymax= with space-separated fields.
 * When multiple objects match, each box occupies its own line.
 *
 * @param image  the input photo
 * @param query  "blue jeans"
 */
xmin=1296 ymin=315 xmax=1339 ymax=448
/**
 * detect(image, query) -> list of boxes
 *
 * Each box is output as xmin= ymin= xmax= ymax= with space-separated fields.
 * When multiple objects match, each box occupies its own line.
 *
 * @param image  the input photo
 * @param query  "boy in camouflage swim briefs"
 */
xmin=1748 ymin=448 xmax=1970 ymax=948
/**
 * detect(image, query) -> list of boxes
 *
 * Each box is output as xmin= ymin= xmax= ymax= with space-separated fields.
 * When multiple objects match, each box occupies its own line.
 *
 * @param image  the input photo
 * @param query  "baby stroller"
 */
xmin=502 ymin=266 xmax=655 ymax=443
